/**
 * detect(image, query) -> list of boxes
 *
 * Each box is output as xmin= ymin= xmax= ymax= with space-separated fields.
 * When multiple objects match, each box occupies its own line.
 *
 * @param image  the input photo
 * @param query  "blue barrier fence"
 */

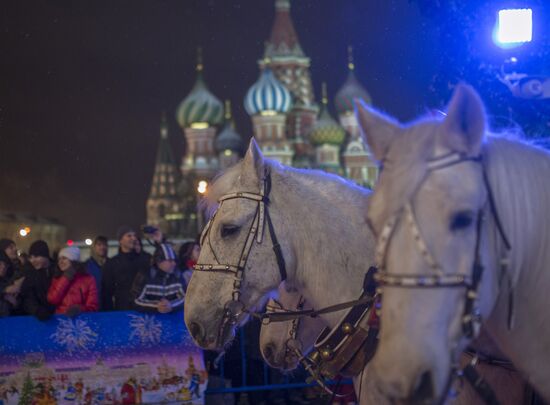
xmin=0 ymin=313 xmax=353 ymax=404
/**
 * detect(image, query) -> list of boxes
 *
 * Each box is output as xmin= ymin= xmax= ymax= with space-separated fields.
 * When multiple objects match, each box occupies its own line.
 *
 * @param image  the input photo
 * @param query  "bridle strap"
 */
xmin=375 ymin=273 xmax=472 ymax=288
xmin=194 ymin=168 xmax=289 ymax=346
xmin=256 ymin=294 xmax=376 ymax=324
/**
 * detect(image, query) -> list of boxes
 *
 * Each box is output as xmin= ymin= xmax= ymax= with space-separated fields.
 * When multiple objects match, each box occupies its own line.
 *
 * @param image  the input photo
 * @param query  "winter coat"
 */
xmin=20 ymin=262 xmax=56 ymax=320
xmin=101 ymin=251 xmax=150 ymax=311
xmin=47 ymin=270 xmax=99 ymax=314
xmin=85 ymin=256 xmax=105 ymax=308
xmin=130 ymin=267 xmax=186 ymax=313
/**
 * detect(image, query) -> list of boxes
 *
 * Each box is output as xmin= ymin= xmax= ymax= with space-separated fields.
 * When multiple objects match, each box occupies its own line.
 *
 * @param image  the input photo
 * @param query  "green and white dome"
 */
xmin=309 ymin=84 xmax=345 ymax=146
xmin=176 ymin=60 xmax=223 ymax=128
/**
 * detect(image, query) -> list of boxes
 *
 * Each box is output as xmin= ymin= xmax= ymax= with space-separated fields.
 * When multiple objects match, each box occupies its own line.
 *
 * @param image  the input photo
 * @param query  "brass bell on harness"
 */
xmin=320 ymin=347 xmax=333 ymax=360
xmin=309 ymin=351 xmax=321 ymax=363
xmin=341 ymin=322 xmax=354 ymax=334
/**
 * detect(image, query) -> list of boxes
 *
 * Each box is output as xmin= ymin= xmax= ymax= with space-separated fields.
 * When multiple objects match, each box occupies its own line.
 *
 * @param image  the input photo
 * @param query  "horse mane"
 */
xmin=203 ymin=157 xmax=371 ymax=219
xmin=484 ymin=135 xmax=550 ymax=286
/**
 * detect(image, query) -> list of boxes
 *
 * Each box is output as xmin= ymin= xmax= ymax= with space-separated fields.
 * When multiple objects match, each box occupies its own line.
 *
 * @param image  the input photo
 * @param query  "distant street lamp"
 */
xmin=196 ymin=180 xmax=208 ymax=233
xmin=19 ymin=228 xmax=28 ymax=237
xmin=197 ymin=181 xmax=208 ymax=195
xmin=85 ymin=238 xmax=93 ymax=246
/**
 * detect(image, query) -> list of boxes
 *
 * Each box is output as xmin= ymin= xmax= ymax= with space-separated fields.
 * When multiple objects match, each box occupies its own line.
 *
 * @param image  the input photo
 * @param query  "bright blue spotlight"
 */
xmin=496 ymin=9 xmax=532 ymax=45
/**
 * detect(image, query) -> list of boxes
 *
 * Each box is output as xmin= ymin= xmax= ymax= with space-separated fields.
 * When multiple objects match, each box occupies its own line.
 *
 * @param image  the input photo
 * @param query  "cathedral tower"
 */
xmin=260 ymin=0 xmax=318 ymax=141
xmin=146 ymin=114 xmax=180 ymax=235
xmin=336 ymin=46 xmax=378 ymax=187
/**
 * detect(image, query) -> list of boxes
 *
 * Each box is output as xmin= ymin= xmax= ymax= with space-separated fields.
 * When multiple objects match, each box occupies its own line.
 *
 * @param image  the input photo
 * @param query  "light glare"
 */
xmin=197 ymin=180 xmax=208 ymax=194
xmin=497 ymin=9 xmax=532 ymax=44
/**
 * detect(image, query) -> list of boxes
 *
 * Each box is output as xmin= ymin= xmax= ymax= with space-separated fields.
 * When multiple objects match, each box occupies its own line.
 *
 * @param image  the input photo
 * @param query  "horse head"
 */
xmin=355 ymin=84 xmax=501 ymax=403
xmin=184 ymin=138 xmax=295 ymax=350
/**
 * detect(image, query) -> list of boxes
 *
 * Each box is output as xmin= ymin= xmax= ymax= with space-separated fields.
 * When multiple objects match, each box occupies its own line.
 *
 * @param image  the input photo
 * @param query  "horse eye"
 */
xmin=221 ymin=225 xmax=241 ymax=238
xmin=450 ymin=211 xmax=475 ymax=231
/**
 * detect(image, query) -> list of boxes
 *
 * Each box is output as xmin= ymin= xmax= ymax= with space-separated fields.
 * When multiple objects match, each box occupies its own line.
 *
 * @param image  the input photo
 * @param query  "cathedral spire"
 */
xmin=196 ymin=47 xmax=203 ymax=73
xmin=347 ymin=45 xmax=355 ymax=71
xmin=264 ymin=0 xmax=304 ymax=58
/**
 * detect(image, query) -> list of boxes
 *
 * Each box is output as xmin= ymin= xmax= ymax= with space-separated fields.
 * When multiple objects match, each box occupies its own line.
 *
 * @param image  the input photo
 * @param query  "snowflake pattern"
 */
xmin=50 ymin=318 xmax=98 ymax=352
xmin=128 ymin=314 xmax=163 ymax=345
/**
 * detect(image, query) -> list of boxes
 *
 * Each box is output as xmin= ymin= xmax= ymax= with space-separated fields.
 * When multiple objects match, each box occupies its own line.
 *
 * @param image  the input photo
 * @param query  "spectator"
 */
xmin=131 ymin=243 xmax=186 ymax=314
xmin=0 ymin=252 xmax=25 ymax=316
xmin=48 ymin=247 xmax=99 ymax=316
xmin=86 ymin=236 xmax=108 ymax=305
xmin=20 ymin=240 xmax=55 ymax=321
xmin=178 ymin=241 xmax=200 ymax=287
xmin=101 ymin=226 xmax=150 ymax=311
xmin=0 ymin=238 xmax=22 ymax=274
xmin=134 ymin=237 xmax=152 ymax=263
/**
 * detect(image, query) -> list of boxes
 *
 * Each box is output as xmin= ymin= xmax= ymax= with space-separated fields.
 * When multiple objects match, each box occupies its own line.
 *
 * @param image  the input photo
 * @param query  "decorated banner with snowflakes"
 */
xmin=0 ymin=311 xmax=207 ymax=404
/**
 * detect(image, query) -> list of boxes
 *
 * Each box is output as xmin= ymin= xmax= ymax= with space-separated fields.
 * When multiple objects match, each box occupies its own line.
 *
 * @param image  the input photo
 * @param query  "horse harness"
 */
xmin=372 ymin=151 xmax=512 ymax=404
xmin=193 ymin=155 xmax=510 ymax=405
xmin=373 ymin=152 xmax=511 ymax=338
xmin=193 ymin=166 xmax=380 ymax=390
xmin=194 ymin=168 xmax=288 ymax=346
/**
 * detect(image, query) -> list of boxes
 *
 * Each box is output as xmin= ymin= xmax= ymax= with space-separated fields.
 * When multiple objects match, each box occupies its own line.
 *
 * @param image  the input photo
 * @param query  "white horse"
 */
xmin=184 ymin=139 xmax=531 ymax=404
xmin=259 ymin=244 xmax=530 ymax=405
xmin=356 ymin=83 xmax=550 ymax=403
xmin=184 ymin=139 xmax=377 ymax=401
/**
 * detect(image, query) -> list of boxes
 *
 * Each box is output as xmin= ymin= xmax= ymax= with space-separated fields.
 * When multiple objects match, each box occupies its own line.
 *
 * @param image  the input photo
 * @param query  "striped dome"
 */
xmin=176 ymin=74 xmax=223 ymax=128
xmin=334 ymin=70 xmax=372 ymax=115
xmin=309 ymin=105 xmax=346 ymax=146
xmin=244 ymin=69 xmax=291 ymax=115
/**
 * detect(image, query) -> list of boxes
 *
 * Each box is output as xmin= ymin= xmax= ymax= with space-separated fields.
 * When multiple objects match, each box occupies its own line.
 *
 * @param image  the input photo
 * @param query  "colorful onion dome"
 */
xmin=176 ymin=49 xmax=223 ymax=128
xmin=244 ymin=68 xmax=292 ymax=115
xmin=215 ymin=101 xmax=244 ymax=153
xmin=334 ymin=46 xmax=372 ymax=115
xmin=309 ymin=83 xmax=346 ymax=146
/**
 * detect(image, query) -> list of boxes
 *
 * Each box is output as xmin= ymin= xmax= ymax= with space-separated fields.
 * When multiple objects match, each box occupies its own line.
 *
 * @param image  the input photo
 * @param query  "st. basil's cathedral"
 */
xmin=147 ymin=0 xmax=378 ymax=238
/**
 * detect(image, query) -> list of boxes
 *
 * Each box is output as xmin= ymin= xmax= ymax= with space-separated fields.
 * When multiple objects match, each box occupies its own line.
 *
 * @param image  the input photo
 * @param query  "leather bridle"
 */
xmin=194 ymin=168 xmax=288 ymax=346
xmin=373 ymin=152 xmax=511 ymax=339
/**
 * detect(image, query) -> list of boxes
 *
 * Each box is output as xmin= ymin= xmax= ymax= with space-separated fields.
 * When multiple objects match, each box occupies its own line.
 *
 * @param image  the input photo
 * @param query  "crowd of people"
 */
xmin=0 ymin=226 xmax=201 ymax=320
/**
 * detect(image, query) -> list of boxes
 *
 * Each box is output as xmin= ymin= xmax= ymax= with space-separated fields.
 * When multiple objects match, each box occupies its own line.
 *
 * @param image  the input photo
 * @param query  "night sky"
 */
xmin=2 ymin=0 xmax=444 ymax=239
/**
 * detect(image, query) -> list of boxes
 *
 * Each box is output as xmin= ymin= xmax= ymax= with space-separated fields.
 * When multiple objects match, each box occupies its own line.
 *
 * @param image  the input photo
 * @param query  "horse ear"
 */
xmin=442 ymin=84 xmax=486 ymax=155
xmin=354 ymin=99 xmax=400 ymax=162
xmin=243 ymin=137 xmax=264 ymax=181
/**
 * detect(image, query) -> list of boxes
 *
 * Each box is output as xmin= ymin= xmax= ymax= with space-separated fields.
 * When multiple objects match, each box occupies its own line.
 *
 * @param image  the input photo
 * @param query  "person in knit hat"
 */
xmin=101 ymin=226 xmax=149 ymax=311
xmin=131 ymin=243 xmax=186 ymax=314
xmin=19 ymin=240 xmax=55 ymax=320
xmin=48 ymin=247 xmax=98 ymax=316
xmin=85 ymin=236 xmax=109 ymax=308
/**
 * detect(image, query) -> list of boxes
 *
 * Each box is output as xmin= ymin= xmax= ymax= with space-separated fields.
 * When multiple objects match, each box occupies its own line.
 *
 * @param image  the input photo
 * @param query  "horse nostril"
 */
xmin=411 ymin=370 xmax=434 ymax=403
xmin=188 ymin=322 xmax=205 ymax=344
xmin=263 ymin=344 xmax=275 ymax=361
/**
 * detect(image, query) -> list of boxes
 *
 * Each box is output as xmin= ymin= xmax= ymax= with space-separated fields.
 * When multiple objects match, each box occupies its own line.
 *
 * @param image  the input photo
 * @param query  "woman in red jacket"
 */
xmin=47 ymin=247 xmax=99 ymax=315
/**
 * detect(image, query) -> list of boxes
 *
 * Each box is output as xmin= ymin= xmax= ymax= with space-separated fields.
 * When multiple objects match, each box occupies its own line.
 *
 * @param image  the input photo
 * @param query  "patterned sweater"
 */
xmin=130 ymin=267 xmax=186 ymax=313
